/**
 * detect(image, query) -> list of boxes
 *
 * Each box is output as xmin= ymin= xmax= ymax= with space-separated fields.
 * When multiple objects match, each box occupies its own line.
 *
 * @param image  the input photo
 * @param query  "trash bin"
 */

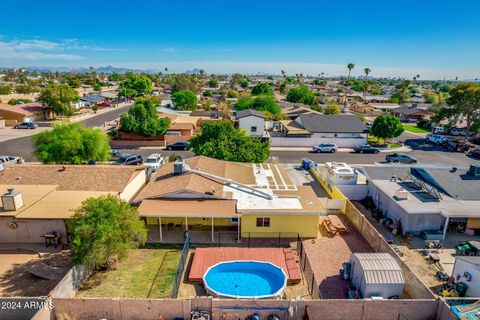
xmin=302 ymin=159 xmax=311 ymax=170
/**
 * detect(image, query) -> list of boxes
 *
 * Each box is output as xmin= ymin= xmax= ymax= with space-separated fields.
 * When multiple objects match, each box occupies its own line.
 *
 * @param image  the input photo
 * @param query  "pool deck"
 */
xmin=188 ymin=247 xmax=301 ymax=284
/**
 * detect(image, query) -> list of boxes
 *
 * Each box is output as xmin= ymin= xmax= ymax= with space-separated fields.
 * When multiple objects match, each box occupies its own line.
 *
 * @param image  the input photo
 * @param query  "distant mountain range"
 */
xmin=0 ymin=65 xmax=199 ymax=74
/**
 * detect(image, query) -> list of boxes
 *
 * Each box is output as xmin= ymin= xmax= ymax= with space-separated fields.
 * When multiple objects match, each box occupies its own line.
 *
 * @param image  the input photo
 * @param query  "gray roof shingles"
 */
xmin=298 ymin=114 xmax=367 ymax=133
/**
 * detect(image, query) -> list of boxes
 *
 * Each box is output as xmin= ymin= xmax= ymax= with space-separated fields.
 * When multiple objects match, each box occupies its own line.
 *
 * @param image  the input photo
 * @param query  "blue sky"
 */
xmin=1 ymin=0 xmax=480 ymax=79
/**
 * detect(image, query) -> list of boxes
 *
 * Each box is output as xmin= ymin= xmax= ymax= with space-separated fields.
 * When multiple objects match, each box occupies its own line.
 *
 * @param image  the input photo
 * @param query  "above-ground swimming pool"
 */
xmin=203 ymin=261 xmax=287 ymax=299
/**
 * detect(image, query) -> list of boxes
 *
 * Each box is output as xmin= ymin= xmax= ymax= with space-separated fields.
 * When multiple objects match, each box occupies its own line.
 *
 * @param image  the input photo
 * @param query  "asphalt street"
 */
xmin=0 ymin=104 xmax=133 ymax=161
xmin=1 ymin=109 xmax=479 ymax=169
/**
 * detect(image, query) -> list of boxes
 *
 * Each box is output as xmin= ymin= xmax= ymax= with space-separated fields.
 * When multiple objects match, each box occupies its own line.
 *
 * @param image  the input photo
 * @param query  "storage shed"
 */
xmin=350 ymin=253 xmax=404 ymax=299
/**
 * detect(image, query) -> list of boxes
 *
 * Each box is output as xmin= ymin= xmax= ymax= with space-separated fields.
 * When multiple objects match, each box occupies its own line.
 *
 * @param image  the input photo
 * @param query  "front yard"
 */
xmin=402 ymin=124 xmax=430 ymax=133
xmin=77 ymin=247 xmax=181 ymax=298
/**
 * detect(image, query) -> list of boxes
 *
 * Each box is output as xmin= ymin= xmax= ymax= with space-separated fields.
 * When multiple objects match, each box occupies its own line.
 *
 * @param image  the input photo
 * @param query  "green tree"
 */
xmin=325 ymin=104 xmax=341 ymax=115
xmin=171 ymin=74 xmax=200 ymax=93
xmin=119 ymin=74 xmax=152 ymax=97
xmin=236 ymin=95 xmax=282 ymax=120
xmin=68 ymin=195 xmax=147 ymax=269
xmin=190 ymin=120 xmax=270 ymax=163
xmin=172 ymin=90 xmax=198 ymax=111
xmin=226 ymin=89 xmax=238 ymax=98
xmin=286 ymin=85 xmax=316 ymax=105
xmin=238 ymin=79 xmax=249 ymax=89
xmin=120 ymin=98 xmax=170 ymax=136
xmin=0 ymin=85 xmax=13 ymax=95
xmin=369 ymin=114 xmax=404 ymax=144
xmin=34 ymin=123 xmax=111 ymax=164
xmin=363 ymin=68 xmax=371 ymax=99
xmin=389 ymin=80 xmax=411 ymax=104
xmin=251 ymin=83 xmax=273 ymax=96
xmin=432 ymin=82 xmax=480 ymax=140
xmin=93 ymin=83 xmax=102 ymax=91
xmin=38 ymin=83 xmax=79 ymax=117
xmin=208 ymin=78 xmax=219 ymax=88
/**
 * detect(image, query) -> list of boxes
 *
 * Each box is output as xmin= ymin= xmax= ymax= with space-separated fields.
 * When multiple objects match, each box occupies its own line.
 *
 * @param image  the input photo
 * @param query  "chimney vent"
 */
xmin=1 ymin=188 xmax=24 ymax=211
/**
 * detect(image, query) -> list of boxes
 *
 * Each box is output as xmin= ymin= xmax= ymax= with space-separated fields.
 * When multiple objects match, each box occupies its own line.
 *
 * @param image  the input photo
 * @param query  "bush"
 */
xmin=172 ymin=90 xmax=198 ymax=111
xmin=34 ymin=123 xmax=111 ymax=164
xmin=68 ymin=195 xmax=147 ymax=269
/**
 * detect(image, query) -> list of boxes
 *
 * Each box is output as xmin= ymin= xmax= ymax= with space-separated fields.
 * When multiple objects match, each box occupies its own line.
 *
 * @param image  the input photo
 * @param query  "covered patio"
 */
xmin=139 ymin=199 xmax=241 ymax=243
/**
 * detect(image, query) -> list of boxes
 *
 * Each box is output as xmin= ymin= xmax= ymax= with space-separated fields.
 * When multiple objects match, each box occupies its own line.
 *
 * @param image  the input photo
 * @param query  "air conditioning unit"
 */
xmin=395 ymin=188 xmax=408 ymax=200
xmin=1 ymin=188 xmax=24 ymax=211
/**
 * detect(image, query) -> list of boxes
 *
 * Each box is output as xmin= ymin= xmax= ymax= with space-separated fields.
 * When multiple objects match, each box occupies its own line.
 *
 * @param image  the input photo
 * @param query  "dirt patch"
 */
xmin=0 ymin=250 xmax=71 ymax=297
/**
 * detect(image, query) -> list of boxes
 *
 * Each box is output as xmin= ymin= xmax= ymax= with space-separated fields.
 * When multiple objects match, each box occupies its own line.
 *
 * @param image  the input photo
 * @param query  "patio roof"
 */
xmin=138 ymin=199 xmax=238 ymax=218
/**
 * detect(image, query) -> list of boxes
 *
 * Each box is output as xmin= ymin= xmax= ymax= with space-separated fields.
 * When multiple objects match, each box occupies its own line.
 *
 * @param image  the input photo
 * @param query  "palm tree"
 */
xmin=164 ymin=67 xmax=168 ymax=74
xmin=281 ymin=70 xmax=286 ymax=78
xmin=347 ymin=63 xmax=355 ymax=79
xmin=363 ymin=68 xmax=371 ymax=99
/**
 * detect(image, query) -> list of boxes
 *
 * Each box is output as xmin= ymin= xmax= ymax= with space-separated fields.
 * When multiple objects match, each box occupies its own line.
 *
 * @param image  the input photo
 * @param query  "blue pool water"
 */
xmin=203 ymin=261 xmax=287 ymax=299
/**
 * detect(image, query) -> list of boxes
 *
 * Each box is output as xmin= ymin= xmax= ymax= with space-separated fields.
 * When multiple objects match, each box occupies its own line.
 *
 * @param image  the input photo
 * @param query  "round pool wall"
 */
xmin=202 ymin=261 xmax=287 ymax=299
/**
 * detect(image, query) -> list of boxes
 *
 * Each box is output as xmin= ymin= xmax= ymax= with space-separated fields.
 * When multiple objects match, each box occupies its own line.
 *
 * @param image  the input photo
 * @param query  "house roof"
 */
xmin=279 ymin=120 xmax=310 ymax=135
xmin=99 ymin=91 xmax=118 ymax=99
xmin=236 ymin=109 xmax=266 ymax=119
xmin=0 ymin=184 xmax=110 ymax=219
xmin=134 ymin=156 xmax=255 ymax=202
xmin=352 ymin=253 xmax=404 ymax=284
xmin=298 ymin=114 xmax=367 ymax=133
xmin=0 ymin=103 xmax=45 ymax=116
xmin=80 ymin=95 xmax=104 ymax=103
xmin=0 ymin=164 xmax=144 ymax=192
xmin=135 ymin=156 xmax=325 ymax=214
xmin=138 ymin=199 xmax=238 ymax=218
xmin=455 ymin=256 xmax=480 ymax=267
xmin=392 ymin=104 xmax=432 ymax=116
xmin=169 ymin=122 xmax=195 ymax=131
xmin=360 ymin=166 xmax=480 ymax=201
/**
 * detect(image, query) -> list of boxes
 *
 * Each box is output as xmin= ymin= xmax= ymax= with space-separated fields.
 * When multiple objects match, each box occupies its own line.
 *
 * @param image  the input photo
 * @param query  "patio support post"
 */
xmin=185 ymin=217 xmax=188 ymax=231
xmin=442 ymin=216 xmax=449 ymax=240
xmin=158 ymin=217 xmax=163 ymax=242
xmin=237 ymin=218 xmax=240 ymax=244
xmin=211 ymin=218 xmax=214 ymax=242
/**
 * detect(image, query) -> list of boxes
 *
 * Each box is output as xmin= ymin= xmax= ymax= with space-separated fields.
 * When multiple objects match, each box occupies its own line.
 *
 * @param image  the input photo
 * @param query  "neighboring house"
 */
xmin=236 ymin=109 xmax=266 ymax=137
xmin=354 ymin=164 xmax=480 ymax=239
xmin=451 ymin=256 xmax=480 ymax=297
xmin=0 ymin=165 xmax=146 ymax=243
xmin=100 ymin=91 xmax=120 ymax=104
xmin=134 ymin=156 xmax=325 ymax=242
xmin=80 ymin=95 xmax=105 ymax=108
xmin=0 ymin=103 xmax=47 ymax=125
xmin=164 ymin=122 xmax=196 ymax=145
xmin=350 ymin=102 xmax=400 ymax=114
xmin=390 ymin=104 xmax=432 ymax=121
xmin=273 ymin=114 xmax=367 ymax=147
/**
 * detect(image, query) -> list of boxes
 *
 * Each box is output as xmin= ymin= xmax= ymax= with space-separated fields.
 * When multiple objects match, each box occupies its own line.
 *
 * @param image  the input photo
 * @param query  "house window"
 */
xmin=251 ymin=126 xmax=257 ymax=133
xmin=256 ymin=217 xmax=270 ymax=227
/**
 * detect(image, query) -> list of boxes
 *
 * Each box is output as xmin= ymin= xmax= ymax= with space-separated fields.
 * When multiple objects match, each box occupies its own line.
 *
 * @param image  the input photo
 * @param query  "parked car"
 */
xmin=353 ymin=145 xmax=380 ymax=154
xmin=365 ymin=121 xmax=373 ymax=128
xmin=467 ymin=147 xmax=480 ymax=159
xmin=450 ymin=127 xmax=466 ymax=136
xmin=432 ymin=127 xmax=446 ymax=134
xmin=13 ymin=122 xmax=38 ymax=129
xmin=0 ymin=155 xmax=20 ymax=164
xmin=425 ymin=134 xmax=447 ymax=145
xmin=385 ymin=153 xmax=418 ymax=163
xmin=403 ymin=118 xmax=417 ymax=123
xmin=312 ymin=143 xmax=337 ymax=153
xmin=113 ymin=154 xmax=143 ymax=165
xmin=145 ymin=153 xmax=165 ymax=171
xmin=166 ymin=141 xmax=191 ymax=151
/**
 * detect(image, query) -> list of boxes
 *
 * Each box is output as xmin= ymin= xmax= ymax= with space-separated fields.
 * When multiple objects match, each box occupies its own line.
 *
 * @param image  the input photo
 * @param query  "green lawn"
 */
xmin=77 ymin=248 xmax=181 ymax=298
xmin=402 ymin=124 xmax=430 ymax=133
xmin=368 ymin=136 xmax=401 ymax=148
